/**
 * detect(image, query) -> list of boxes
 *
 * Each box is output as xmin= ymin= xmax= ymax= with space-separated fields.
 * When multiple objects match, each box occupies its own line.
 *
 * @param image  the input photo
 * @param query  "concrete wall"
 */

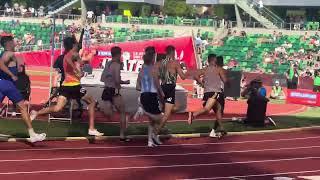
xmin=186 ymin=0 xmax=320 ymax=6
xmin=85 ymin=0 xmax=164 ymax=6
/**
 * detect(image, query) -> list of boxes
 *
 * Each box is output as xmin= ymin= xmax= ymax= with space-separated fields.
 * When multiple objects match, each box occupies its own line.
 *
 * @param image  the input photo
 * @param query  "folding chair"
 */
xmin=4 ymin=87 xmax=31 ymax=118
xmin=48 ymin=99 xmax=75 ymax=124
xmin=4 ymin=97 xmax=31 ymax=117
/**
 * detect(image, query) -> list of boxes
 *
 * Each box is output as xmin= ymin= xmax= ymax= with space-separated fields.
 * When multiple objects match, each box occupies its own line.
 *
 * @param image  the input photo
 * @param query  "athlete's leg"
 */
xmin=156 ymin=102 xmax=174 ymax=134
xmin=213 ymin=103 xmax=226 ymax=135
xmin=188 ymin=94 xmax=217 ymax=124
xmin=2 ymin=80 xmax=46 ymax=142
xmin=82 ymin=94 xmax=104 ymax=136
xmin=81 ymin=94 xmax=96 ymax=130
xmin=112 ymin=95 xmax=128 ymax=140
xmin=30 ymin=96 xmax=67 ymax=120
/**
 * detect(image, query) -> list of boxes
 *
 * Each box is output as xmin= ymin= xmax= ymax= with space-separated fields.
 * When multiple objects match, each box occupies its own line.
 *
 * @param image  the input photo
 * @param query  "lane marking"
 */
xmin=180 ymin=169 xmax=320 ymax=180
xmin=0 ymin=157 xmax=319 ymax=175
xmin=1 ymin=136 xmax=320 ymax=152
xmin=0 ymin=145 xmax=318 ymax=162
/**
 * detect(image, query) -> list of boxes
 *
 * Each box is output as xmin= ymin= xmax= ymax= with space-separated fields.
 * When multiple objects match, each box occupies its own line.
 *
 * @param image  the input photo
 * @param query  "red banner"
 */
xmin=286 ymin=89 xmax=320 ymax=106
xmin=19 ymin=37 xmax=197 ymax=71
xmin=92 ymin=36 xmax=197 ymax=71
xmin=16 ymin=50 xmax=61 ymax=67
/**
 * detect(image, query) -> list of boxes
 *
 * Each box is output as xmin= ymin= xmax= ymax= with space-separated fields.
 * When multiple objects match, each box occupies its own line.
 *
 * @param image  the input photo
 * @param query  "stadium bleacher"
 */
xmin=202 ymin=33 xmax=320 ymax=74
xmin=0 ymin=21 xmax=174 ymax=50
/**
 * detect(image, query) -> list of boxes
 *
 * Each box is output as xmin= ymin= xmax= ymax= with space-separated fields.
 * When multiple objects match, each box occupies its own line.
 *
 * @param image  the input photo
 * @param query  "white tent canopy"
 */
xmin=86 ymin=0 xmax=164 ymax=6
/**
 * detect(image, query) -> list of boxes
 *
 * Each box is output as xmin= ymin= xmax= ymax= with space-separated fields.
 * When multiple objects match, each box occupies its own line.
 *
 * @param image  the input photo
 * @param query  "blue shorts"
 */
xmin=0 ymin=79 xmax=24 ymax=104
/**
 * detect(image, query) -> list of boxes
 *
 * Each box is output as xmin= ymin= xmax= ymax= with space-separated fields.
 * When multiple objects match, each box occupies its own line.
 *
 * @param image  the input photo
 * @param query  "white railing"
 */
xmin=0 ymin=10 xmax=81 ymax=20
xmin=0 ymin=32 xmax=174 ymax=52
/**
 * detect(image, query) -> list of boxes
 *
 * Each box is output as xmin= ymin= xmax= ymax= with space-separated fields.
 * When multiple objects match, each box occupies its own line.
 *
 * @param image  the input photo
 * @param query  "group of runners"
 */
xmin=0 ymin=32 xmax=229 ymax=146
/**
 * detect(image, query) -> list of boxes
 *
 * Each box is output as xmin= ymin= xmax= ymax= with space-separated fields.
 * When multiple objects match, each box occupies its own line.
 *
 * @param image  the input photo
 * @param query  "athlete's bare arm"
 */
xmin=112 ymin=63 xmax=122 ymax=89
xmin=152 ymin=67 xmax=165 ymax=98
xmin=0 ymin=52 xmax=18 ymax=80
xmin=136 ymin=71 xmax=142 ymax=91
xmin=194 ymin=68 xmax=206 ymax=87
xmin=219 ymin=68 xmax=230 ymax=87
xmin=175 ymin=61 xmax=187 ymax=80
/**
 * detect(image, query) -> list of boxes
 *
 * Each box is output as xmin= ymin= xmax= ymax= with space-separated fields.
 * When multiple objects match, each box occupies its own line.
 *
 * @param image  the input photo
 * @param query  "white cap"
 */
xmin=275 ymin=80 xmax=280 ymax=84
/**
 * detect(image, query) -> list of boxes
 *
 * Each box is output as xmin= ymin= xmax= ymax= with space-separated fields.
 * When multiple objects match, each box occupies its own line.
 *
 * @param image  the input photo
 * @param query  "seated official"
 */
xmin=270 ymin=80 xmax=286 ymax=100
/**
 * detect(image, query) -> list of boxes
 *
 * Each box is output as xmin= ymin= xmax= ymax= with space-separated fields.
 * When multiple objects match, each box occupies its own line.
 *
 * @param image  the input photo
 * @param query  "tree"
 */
xmin=163 ymin=0 xmax=196 ymax=17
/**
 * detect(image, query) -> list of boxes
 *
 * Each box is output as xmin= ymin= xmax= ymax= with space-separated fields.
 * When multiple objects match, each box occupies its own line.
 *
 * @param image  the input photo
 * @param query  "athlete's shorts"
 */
xmin=0 ymin=79 xmax=24 ymax=104
xmin=140 ymin=92 xmax=161 ymax=115
xmin=59 ymin=85 xmax=87 ymax=100
xmin=203 ymin=92 xmax=225 ymax=114
xmin=161 ymin=84 xmax=176 ymax=104
xmin=101 ymin=87 xmax=120 ymax=102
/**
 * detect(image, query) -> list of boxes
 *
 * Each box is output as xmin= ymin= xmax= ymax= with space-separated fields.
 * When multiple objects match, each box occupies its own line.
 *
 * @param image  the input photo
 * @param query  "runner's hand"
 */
xmin=11 ymin=75 xmax=18 ymax=81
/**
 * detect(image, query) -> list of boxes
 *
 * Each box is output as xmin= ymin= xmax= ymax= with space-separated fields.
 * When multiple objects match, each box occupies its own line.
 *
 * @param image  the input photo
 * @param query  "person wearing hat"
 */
xmin=270 ymin=80 xmax=285 ymax=100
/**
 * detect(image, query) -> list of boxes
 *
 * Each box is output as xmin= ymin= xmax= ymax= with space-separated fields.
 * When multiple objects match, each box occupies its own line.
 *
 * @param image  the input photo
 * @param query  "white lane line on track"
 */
xmin=0 ymin=145 xmax=319 ymax=163
xmin=179 ymin=169 xmax=320 ymax=180
xmin=0 ymin=136 xmax=319 ymax=152
xmin=0 ymin=157 xmax=319 ymax=175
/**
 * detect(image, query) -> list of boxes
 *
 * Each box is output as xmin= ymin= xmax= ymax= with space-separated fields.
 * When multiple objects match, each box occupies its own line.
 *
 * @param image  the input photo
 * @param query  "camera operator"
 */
xmin=241 ymin=79 xmax=269 ymax=127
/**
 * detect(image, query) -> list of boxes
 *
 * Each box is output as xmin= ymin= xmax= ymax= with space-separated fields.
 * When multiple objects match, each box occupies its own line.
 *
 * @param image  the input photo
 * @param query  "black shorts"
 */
xmin=203 ymin=92 xmax=225 ymax=114
xmin=101 ymin=87 xmax=120 ymax=102
xmin=59 ymin=85 xmax=86 ymax=99
xmin=19 ymin=90 xmax=30 ymax=101
xmin=161 ymin=84 xmax=176 ymax=104
xmin=140 ymin=93 xmax=161 ymax=115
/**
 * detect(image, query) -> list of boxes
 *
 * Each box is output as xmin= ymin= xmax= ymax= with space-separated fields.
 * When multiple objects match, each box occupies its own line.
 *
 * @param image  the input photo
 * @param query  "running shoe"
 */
xmin=133 ymin=106 xmax=144 ymax=121
xmin=30 ymin=110 xmax=38 ymax=121
xmin=209 ymin=129 xmax=217 ymax=138
xmin=28 ymin=133 xmax=46 ymax=143
xmin=148 ymin=140 xmax=158 ymax=147
xmin=152 ymin=133 xmax=162 ymax=145
xmin=88 ymin=129 xmax=104 ymax=136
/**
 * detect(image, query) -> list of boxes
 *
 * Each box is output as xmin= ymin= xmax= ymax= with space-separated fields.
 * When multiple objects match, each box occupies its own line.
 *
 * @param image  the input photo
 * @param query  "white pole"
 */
xmin=48 ymin=15 xmax=56 ymax=112
xmin=60 ymin=19 xmax=65 ymax=55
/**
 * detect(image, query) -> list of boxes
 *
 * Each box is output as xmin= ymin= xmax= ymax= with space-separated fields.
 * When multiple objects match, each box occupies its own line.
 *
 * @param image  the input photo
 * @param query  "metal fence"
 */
xmin=0 ymin=10 xmax=81 ymax=20
xmin=0 ymin=32 xmax=174 ymax=52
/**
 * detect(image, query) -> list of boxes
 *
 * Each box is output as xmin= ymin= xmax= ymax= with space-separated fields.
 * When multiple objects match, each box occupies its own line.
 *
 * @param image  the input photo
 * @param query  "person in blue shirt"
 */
xmin=258 ymin=81 xmax=267 ymax=97
xmin=0 ymin=35 xmax=46 ymax=142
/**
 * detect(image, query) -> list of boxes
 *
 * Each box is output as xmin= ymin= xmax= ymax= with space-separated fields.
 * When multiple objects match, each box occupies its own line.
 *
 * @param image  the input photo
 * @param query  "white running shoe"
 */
xmin=133 ymin=106 xmax=144 ymax=121
xmin=148 ymin=140 xmax=158 ymax=147
xmin=88 ymin=129 xmax=104 ymax=136
xmin=30 ymin=110 xmax=38 ymax=121
xmin=28 ymin=133 xmax=46 ymax=143
xmin=152 ymin=133 xmax=162 ymax=145
xmin=209 ymin=129 xmax=217 ymax=138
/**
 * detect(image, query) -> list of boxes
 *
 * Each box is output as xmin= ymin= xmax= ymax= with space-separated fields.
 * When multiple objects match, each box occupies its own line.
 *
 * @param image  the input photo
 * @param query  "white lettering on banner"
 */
xmin=135 ymin=60 xmax=143 ymax=73
xmin=133 ymin=52 xmax=144 ymax=60
xmin=290 ymin=92 xmax=317 ymax=99
xmin=128 ymin=60 xmax=136 ymax=72
xmin=175 ymin=50 xmax=184 ymax=61
xmin=121 ymin=59 xmax=144 ymax=72
xmin=97 ymin=51 xmax=111 ymax=56
xmin=97 ymin=49 xmax=187 ymax=72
